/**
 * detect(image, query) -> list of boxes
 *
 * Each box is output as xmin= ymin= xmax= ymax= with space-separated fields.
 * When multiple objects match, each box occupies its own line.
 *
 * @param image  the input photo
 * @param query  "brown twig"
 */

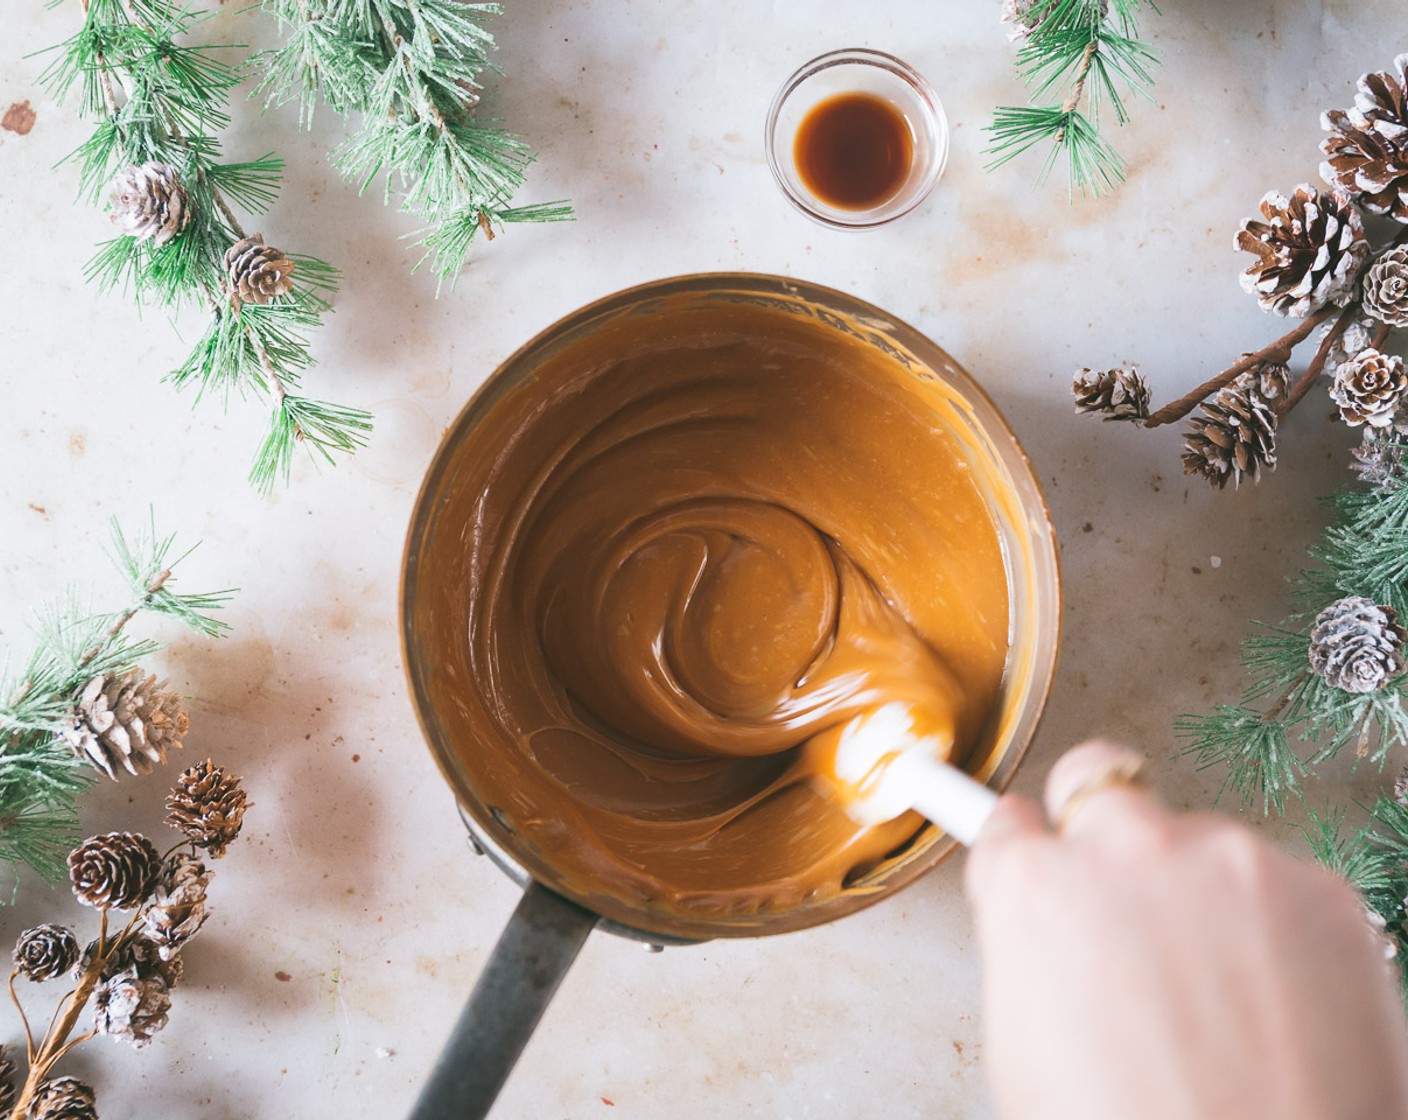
xmin=7 ymin=970 xmax=35 ymax=1064
xmin=1054 ymin=39 xmax=1100 ymax=144
xmin=1280 ymin=303 xmax=1361 ymax=417
xmin=80 ymin=0 xmax=127 ymax=143
xmin=1143 ymin=304 xmax=1339 ymax=428
xmin=1370 ymin=321 xmax=1393 ymax=351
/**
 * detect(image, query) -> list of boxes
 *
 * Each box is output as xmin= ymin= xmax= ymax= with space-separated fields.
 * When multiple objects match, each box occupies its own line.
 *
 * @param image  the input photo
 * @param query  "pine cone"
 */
xmin=1000 ymin=0 xmax=1039 ymax=39
xmin=1308 ymin=595 xmax=1407 ymax=693
xmin=1232 ymin=358 xmax=1292 ymax=402
xmin=109 ymin=162 xmax=191 ymax=246
xmin=74 ymin=934 xmax=183 ymax=989
xmin=1329 ymin=348 xmax=1408 ymax=428
xmin=60 ymin=669 xmax=189 ymax=781
xmin=1181 ymin=382 xmax=1278 ymax=489
xmin=26 ymin=1077 xmax=97 ymax=1120
xmin=1362 ymin=245 xmax=1408 ymax=326
xmin=1395 ymin=765 xmax=1408 ymax=806
xmin=0 ymin=1045 xmax=15 ymax=1115
xmin=1072 ymin=367 xmax=1151 ymax=421
xmin=13 ymin=924 xmax=80 ymax=981
xmin=1320 ymin=54 xmax=1408 ymax=223
xmin=93 ymin=964 xmax=172 ymax=1047
xmin=1351 ymin=432 xmax=1408 ymax=487
xmin=142 ymin=852 xmax=211 ymax=960
xmin=224 ymin=233 xmax=295 ymax=307
xmin=68 ymin=832 xmax=160 ymax=910
xmin=1001 ymin=0 xmax=1106 ymax=40
xmin=166 ymin=760 xmax=250 ymax=857
xmin=1235 ymin=185 xmax=1368 ymax=317
xmin=1366 ymin=907 xmax=1399 ymax=961
xmin=1320 ymin=315 xmax=1377 ymax=380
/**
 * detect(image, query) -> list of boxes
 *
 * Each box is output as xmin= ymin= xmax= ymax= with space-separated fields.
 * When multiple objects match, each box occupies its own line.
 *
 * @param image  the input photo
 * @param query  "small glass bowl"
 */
xmin=766 ymin=48 xmax=949 ymax=230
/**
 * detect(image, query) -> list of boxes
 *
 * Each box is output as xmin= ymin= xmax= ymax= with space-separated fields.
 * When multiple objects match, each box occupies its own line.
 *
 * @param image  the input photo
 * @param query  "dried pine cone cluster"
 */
xmin=0 ymin=764 xmax=247 ymax=1114
xmin=1076 ymin=54 xmax=1408 ymax=493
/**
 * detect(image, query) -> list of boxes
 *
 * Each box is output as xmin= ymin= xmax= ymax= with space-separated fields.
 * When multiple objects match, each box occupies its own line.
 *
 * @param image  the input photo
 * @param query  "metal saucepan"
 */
xmin=399 ymin=273 xmax=1062 ymax=1118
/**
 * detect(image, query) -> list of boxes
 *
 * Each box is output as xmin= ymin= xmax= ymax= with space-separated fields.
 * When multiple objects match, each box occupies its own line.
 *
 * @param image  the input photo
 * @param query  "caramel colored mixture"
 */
xmin=412 ymin=298 xmax=1010 ymax=933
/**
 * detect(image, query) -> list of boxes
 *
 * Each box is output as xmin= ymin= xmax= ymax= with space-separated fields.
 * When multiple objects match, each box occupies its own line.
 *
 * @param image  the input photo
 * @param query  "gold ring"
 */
xmin=1053 ymin=754 xmax=1148 ymax=834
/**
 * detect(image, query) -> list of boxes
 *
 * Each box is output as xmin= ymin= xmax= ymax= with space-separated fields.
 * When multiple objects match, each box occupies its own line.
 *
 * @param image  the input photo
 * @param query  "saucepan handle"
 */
xmin=409 ymin=879 xmax=598 ymax=1120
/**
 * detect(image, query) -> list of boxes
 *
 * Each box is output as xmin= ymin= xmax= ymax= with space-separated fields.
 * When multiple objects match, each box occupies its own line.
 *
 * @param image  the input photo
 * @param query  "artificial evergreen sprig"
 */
xmin=1177 ymin=482 xmax=1408 ymax=816
xmin=1305 ymin=796 xmax=1408 ymax=1000
xmin=256 ymin=0 xmax=573 ymax=289
xmin=0 ymin=518 xmax=232 ymax=891
xmin=40 ymin=0 xmax=372 ymax=491
xmin=990 ymin=0 xmax=1160 ymax=196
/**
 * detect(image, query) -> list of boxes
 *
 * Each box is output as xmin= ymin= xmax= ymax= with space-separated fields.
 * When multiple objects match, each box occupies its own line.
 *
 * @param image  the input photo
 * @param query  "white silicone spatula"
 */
xmin=828 ymin=702 xmax=998 ymax=846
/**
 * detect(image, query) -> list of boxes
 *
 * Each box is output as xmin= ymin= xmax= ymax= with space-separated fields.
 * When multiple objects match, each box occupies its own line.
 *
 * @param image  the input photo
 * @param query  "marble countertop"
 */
xmin=1 ymin=1 xmax=1402 ymax=1116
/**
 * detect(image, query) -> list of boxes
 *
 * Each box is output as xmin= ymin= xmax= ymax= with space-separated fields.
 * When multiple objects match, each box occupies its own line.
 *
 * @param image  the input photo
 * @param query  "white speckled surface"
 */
xmin=1 ymin=2 xmax=1403 ymax=1117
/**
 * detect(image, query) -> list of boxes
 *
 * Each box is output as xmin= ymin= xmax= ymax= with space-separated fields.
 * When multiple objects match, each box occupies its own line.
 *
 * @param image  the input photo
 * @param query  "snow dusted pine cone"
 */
xmin=1235 ymin=185 xmax=1369 ymax=317
xmin=1181 ymin=382 xmax=1278 ymax=489
xmin=1362 ymin=245 xmax=1408 ymax=326
xmin=1232 ymin=358 xmax=1292 ymax=402
xmin=141 ymin=852 xmax=212 ymax=960
xmin=13 ymin=924 xmax=80 ymax=981
xmin=0 ymin=1045 xmax=15 ymax=1114
xmin=26 ymin=1077 xmax=97 ymax=1120
xmin=1320 ymin=315 xmax=1377 ymax=381
xmin=1308 ymin=596 xmax=1408 ymax=693
xmin=224 ymin=233 xmax=295 ymax=307
xmin=1321 ymin=54 xmax=1408 ymax=223
xmin=74 ymin=934 xmax=183 ymax=990
xmin=1001 ymin=0 xmax=1106 ymax=39
xmin=61 ymin=669 xmax=190 ymax=781
xmin=108 ymin=162 xmax=191 ymax=246
xmin=68 ymin=833 xmax=160 ymax=911
xmin=1329 ymin=348 xmax=1408 ymax=428
xmin=166 ymin=760 xmax=250 ymax=858
xmin=1072 ymin=367 xmax=1151 ymax=421
xmin=1351 ymin=432 xmax=1408 ymax=487
xmin=93 ymin=965 xmax=172 ymax=1048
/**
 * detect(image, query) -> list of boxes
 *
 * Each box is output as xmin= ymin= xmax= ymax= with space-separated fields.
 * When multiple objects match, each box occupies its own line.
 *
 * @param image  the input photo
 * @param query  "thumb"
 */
xmin=963 ymin=792 xmax=1048 ymax=904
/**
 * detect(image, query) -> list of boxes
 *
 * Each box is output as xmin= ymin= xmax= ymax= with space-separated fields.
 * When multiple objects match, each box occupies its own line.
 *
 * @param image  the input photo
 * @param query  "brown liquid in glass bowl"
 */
xmin=793 ymin=92 xmax=914 ymax=210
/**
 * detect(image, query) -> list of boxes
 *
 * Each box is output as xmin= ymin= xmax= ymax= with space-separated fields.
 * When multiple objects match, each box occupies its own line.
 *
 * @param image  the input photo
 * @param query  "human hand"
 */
xmin=964 ymin=740 xmax=1408 ymax=1120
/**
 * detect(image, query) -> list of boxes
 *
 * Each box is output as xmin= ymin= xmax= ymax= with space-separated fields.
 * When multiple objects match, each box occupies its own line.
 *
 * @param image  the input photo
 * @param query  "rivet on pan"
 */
xmin=643 ymin=943 xmax=665 ymax=954
xmin=466 ymin=836 xmax=486 ymax=857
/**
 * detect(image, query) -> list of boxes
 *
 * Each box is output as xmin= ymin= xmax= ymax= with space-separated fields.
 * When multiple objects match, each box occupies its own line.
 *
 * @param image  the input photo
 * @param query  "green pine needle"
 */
xmin=1176 ymin=706 xmax=1304 ymax=814
xmin=988 ymin=0 xmax=1159 ymax=196
xmin=0 ymin=517 xmax=233 ymax=894
xmin=258 ymin=0 xmax=572 ymax=287
xmin=42 ymin=0 xmax=369 ymax=489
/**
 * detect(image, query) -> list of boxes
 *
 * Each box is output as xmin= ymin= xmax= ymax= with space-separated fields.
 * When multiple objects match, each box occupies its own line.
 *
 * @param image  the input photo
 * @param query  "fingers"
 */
xmin=1044 ymin=739 xmax=1161 ymax=840
xmin=964 ymin=793 xmax=1047 ymax=902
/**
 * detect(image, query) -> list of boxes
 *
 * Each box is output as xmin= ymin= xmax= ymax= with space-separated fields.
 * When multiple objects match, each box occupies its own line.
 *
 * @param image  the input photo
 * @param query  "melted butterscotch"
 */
xmin=410 ymin=297 xmax=1010 ymax=935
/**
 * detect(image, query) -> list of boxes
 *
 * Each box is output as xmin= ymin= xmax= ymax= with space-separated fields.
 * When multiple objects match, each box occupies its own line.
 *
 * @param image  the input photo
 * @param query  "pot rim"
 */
xmin=400 ymin=271 xmax=1063 ymax=941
